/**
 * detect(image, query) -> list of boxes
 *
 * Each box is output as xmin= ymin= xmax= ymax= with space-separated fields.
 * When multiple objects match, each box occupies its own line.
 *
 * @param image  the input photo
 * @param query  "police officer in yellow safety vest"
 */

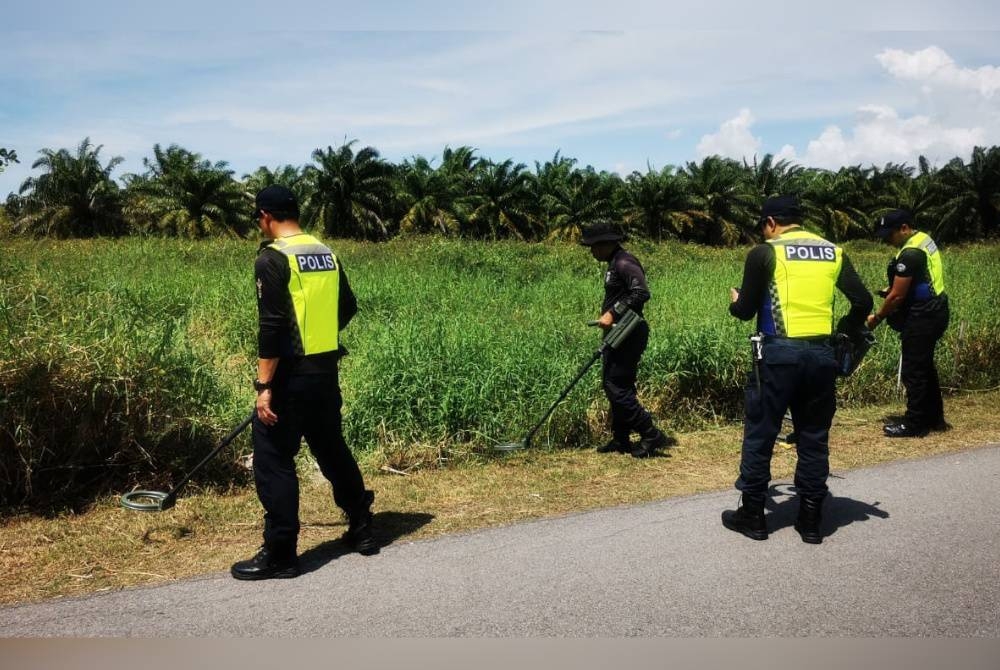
xmin=867 ymin=209 xmax=951 ymax=438
xmin=231 ymin=185 xmax=376 ymax=581
xmin=724 ymin=195 xmax=873 ymax=544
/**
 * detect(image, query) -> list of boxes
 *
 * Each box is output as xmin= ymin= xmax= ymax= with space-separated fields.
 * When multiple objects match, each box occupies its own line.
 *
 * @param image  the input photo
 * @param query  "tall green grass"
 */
xmin=2 ymin=236 xmax=998 ymax=510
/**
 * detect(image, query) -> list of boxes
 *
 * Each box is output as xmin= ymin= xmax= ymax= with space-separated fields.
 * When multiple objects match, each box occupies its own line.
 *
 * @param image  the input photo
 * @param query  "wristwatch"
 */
xmin=253 ymin=378 xmax=272 ymax=393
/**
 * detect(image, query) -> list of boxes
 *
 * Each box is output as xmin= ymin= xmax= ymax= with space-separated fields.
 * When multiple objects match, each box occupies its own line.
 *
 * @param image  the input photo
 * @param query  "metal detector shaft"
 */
xmin=122 ymin=410 xmax=255 ymax=511
xmin=160 ymin=410 xmax=255 ymax=504
xmin=522 ymin=349 xmax=603 ymax=447
xmin=523 ymin=310 xmax=644 ymax=445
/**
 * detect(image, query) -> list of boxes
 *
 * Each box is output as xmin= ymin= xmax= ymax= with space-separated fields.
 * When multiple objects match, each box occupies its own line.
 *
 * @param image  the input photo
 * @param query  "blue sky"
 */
xmin=2 ymin=3 xmax=1000 ymax=198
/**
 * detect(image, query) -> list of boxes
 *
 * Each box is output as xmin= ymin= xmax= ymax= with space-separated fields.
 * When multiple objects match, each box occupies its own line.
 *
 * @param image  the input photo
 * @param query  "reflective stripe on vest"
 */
xmin=897 ymin=230 xmax=945 ymax=298
xmin=764 ymin=230 xmax=843 ymax=338
xmin=267 ymin=233 xmax=340 ymax=355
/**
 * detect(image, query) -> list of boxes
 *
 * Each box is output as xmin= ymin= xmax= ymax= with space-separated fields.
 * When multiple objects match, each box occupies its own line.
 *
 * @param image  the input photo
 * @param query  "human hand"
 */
xmin=256 ymin=390 xmax=278 ymax=425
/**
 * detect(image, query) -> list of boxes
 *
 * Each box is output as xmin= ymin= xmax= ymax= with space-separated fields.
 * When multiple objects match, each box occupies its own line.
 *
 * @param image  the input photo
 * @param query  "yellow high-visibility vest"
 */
xmin=764 ymin=230 xmax=843 ymax=338
xmin=897 ymin=230 xmax=946 ymax=297
xmin=267 ymin=233 xmax=340 ymax=355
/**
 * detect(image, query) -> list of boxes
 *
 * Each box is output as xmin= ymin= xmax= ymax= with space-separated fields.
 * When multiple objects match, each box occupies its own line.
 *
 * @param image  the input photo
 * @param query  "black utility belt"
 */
xmin=762 ymin=335 xmax=832 ymax=346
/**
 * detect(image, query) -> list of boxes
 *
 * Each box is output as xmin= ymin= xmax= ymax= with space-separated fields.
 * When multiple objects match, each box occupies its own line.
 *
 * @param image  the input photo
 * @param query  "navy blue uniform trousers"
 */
xmin=252 ymin=370 xmax=367 ymax=554
xmin=736 ymin=338 xmax=839 ymax=498
xmin=602 ymin=320 xmax=655 ymax=440
xmin=899 ymin=305 xmax=950 ymax=430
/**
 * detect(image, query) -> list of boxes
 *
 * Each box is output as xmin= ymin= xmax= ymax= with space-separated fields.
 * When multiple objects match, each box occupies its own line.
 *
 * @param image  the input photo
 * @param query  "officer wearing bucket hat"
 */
xmin=723 ymin=195 xmax=872 ymax=544
xmin=867 ymin=209 xmax=950 ymax=437
xmin=580 ymin=223 xmax=670 ymax=458
xmin=231 ymin=185 xmax=376 ymax=580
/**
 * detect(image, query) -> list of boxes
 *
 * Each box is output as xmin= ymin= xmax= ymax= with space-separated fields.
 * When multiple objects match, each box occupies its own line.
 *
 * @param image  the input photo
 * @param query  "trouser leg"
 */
xmin=252 ymin=395 xmax=303 ymax=555
xmin=602 ymin=323 xmax=654 ymax=439
xmin=789 ymin=346 xmax=837 ymax=498
xmin=901 ymin=311 xmax=947 ymax=429
xmin=736 ymin=344 xmax=796 ymax=496
xmin=300 ymin=373 xmax=368 ymax=517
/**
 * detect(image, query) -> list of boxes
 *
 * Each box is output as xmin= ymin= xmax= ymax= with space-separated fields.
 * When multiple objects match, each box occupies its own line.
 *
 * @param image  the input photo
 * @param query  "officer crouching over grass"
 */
xmin=724 ymin=196 xmax=873 ymax=544
xmin=867 ymin=210 xmax=951 ymax=438
xmin=231 ymin=185 xmax=376 ymax=581
xmin=580 ymin=223 xmax=670 ymax=458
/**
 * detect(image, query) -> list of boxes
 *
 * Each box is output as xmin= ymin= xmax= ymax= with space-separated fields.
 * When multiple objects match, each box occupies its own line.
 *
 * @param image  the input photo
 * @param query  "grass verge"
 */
xmin=2 ymin=389 xmax=999 ymax=607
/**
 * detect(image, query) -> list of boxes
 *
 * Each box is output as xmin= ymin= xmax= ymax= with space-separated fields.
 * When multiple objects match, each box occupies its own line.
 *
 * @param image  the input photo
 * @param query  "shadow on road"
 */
xmin=765 ymin=482 xmax=889 ymax=539
xmin=297 ymin=510 xmax=435 ymax=575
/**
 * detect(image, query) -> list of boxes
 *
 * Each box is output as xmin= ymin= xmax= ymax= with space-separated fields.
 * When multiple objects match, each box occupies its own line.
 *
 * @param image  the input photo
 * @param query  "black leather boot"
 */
xmin=596 ymin=437 xmax=631 ymax=453
xmin=231 ymin=545 xmax=299 ymax=580
xmin=721 ymin=494 xmax=767 ymax=540
xmin=883 ymin=422 xmax=928 ymax=438
xmin=342 ymin=490 xmax=378 ymax=555
xmin=794 ymin=494 xmax=826 ymax=544
xmin=631 ymin=427 xmax=670 ymax=459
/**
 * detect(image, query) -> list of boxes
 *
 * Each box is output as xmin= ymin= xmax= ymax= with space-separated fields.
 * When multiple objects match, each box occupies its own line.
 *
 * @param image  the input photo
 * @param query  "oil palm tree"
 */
xmin=395 ymin=156 xmax=461 ymax=235
xmin=681 ymin=156 xmax=756 ymax=245
xmin=464 ymin=159 xmax=539 ymax=240
xmin=541 ymin=167 xmax=619 ymax=241
xmin=123 ymin=144 xmax=246 ymax=238
xmin=622 ymin=165 xmax=697 ymax=241
xmin=304 ymin=140 xmax=394 ymax=240
xmin=931 ymin=146 xmax=1000 ymax=242
xmin=15 ymin=138 xmax=124 ymax=237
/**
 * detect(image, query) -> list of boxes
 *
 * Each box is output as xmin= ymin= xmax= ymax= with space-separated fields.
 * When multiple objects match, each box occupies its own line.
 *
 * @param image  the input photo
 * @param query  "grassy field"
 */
xmin=2 ymin=237 xmax=1000 ymax=511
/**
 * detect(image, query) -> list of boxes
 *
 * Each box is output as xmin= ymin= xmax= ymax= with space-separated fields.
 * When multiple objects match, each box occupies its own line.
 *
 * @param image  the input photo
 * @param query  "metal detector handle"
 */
xmin=601 ymin=308 xmax=644 ymax=351
xmin=161 ymin=410 xmax=255 ymax=503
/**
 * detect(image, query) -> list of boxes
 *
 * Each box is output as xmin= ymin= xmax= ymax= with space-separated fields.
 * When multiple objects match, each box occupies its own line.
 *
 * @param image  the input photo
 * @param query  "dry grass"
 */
xmin=2 ymin=390 xmax=999 ymax=607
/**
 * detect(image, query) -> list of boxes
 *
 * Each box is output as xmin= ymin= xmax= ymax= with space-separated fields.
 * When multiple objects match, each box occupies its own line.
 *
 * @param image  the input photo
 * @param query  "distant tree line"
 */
xmin=2 ymin=138 xmax=999 ymax=245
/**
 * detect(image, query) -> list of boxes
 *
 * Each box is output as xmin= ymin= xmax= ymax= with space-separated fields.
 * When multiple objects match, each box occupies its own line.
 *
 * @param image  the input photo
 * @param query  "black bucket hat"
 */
xmin=579 ymin=223 xmax=624 ymax=246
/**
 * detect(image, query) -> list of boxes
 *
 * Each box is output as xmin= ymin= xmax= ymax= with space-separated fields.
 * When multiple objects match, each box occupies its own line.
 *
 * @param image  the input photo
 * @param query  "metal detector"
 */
xmin=494 ymin=308 xmax=644 ymax=452
xmin=120 ymin=410 xmax=255 ymax=512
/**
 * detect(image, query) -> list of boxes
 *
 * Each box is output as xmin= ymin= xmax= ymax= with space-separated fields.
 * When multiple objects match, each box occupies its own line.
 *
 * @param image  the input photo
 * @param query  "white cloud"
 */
xmin=695 ymin=109 xmax=761 ymax=160
xmin=877 ymin=46 xmax=1000 ymax=98
xmin=796 ymin=105 xmax=984 ymax=168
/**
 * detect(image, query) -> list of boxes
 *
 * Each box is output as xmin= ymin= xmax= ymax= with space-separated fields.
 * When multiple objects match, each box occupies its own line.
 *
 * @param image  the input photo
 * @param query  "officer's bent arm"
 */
xmin=875 ymin=275 xmax=912 ymax=321
xmin=836 ymin=254 xmax=874 ymax=329
xmin=615 ymin=254 xmax=651 ymax=313
xmin=729 ymin=244 xmax=773 ymax=321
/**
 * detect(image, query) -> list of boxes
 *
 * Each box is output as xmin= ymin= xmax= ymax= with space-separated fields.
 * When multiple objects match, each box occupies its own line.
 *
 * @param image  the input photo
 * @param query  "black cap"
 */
xmin=254 ymin=185 xmax=298 ymax=213
xmin=874 ymin=209 xmax=913 ymax=239
xmin=579 ymin=223 xmax=624 ymax=246
xmin=759 ymin=195 xmax=803 ymax=224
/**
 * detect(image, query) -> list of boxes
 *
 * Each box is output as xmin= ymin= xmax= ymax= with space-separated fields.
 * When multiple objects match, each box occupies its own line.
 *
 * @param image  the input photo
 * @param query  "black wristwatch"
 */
xmin=253 ymin=378 xmax=272 ymax=393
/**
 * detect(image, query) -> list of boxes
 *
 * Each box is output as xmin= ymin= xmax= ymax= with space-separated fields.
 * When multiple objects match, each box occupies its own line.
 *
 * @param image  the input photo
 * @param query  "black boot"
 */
xmin=342 ymin=490 xmax=378 ymax=555
xmin=631 ymin=427 xmax=670 ymax=459
xmin=721 ymin=494 xmax=767 ymax=540
xmin=596 ymin=436 xmax=631 ymax=454
xmin=883 ymin=422 xmax=929 ymax=438
xmin=794 ymin=494 xmax=826 ymax=544
xmin=231 ymin=545 xmax=299 ymax=580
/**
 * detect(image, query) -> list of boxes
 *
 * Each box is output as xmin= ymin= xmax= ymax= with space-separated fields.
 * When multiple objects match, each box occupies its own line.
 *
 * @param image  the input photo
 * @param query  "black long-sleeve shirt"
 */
xmin=729 ymin=242 xmax=872 ymax=334
xmin=602 ymin=247 xmax=651 ymax=316
xmin=255 ymin=243 xmax=358 ymax=375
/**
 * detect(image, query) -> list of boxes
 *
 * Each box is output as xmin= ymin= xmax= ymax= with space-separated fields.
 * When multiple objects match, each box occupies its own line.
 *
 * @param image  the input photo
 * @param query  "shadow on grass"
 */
xmin=765 ymin=482 xmax=890 ymax=539
xmin=297 ymin=510 xmax=435 ymax=575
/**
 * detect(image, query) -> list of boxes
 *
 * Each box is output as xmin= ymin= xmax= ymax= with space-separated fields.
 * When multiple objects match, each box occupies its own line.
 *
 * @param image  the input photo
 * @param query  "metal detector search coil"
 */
xmin=120 ymin=410 xmax=255 ymax=512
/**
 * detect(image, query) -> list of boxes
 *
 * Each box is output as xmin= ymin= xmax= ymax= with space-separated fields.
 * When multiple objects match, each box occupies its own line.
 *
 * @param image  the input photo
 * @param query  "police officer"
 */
xmin=231 ymin=185 xmax=376 ymax=581
xmin=723 ymin=195 xmax=872 ymax=544
xmin=867 ymin=210 xmax=950 ymax=437
xmin=580 ymin=223 xmax=669 ymax=458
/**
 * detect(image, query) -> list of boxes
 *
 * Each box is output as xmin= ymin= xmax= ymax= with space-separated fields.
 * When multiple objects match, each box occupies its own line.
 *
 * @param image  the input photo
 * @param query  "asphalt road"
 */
xmin=2 ymin=445 xmax=998 ymax=637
